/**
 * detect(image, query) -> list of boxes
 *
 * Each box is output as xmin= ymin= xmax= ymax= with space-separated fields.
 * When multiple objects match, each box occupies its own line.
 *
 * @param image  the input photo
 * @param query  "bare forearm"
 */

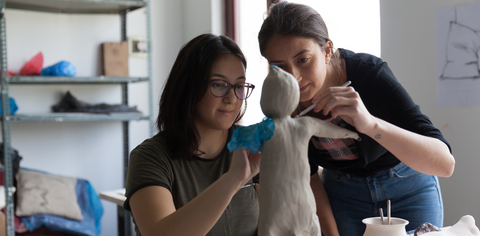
xmin=316 ymin=197 xmax=340 ymax=236
xmin=363 ymin=117 xmax=455 ymax=177
xmin=310 ymin=172 xmax=340 ymax=236
xmin=152 ymin=174 xmax=243 ymax=236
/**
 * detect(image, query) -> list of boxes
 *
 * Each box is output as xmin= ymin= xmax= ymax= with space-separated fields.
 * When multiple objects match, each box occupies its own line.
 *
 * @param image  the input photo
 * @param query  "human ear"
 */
xmin=324 ymin=41 xmax=333 ymax=64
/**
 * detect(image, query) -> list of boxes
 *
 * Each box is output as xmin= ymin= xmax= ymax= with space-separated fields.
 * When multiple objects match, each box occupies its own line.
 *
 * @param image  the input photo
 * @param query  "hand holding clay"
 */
xmin=311 ymin=79 xmax=376 ymax=134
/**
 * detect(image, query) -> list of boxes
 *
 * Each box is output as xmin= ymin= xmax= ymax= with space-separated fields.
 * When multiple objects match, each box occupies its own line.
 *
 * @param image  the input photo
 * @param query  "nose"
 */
xmin=291 ymin=67 xmax=302 ymax=83
xmin=223 ymin=87 xmax=238 ymax=103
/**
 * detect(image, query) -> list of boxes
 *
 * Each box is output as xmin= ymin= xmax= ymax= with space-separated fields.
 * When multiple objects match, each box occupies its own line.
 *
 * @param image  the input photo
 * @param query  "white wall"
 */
xmin=2 ymin=0 xmax=223 ymax=235
xmin=380 ymin=0 xmax=480 ymax=226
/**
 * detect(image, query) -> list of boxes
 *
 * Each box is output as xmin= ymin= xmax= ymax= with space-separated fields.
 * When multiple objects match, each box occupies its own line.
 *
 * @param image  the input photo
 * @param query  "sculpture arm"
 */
xmin=310 ymin=170 xmax=340 ymax=236
xmin=306 ymin=118 xmax=359 ymax=140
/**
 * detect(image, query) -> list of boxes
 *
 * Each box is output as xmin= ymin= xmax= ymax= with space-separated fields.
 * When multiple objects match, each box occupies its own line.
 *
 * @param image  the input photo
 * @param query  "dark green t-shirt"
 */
xmin=124 ymin=127 xmax=259 ymax=236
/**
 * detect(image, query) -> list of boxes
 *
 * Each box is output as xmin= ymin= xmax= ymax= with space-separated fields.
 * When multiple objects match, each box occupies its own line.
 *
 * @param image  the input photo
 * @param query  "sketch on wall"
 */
xmin=436 ymin=2 xmax=480 ymax=107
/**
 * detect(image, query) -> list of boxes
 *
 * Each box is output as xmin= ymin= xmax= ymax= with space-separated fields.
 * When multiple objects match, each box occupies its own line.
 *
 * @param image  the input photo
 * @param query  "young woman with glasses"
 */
xmin=124 ymin=34 xmax=259 ymax=236
xmin=258 ymin=2 xmax=455 ymax=236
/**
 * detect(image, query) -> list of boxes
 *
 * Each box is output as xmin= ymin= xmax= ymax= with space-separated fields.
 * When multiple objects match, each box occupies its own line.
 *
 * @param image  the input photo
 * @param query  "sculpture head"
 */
xmin=260 ymin=66 xmax=300 ymax=118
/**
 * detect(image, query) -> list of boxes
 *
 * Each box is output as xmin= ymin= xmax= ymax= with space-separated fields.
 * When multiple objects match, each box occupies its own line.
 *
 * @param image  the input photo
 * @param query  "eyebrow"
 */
xmin=269 ymin=49 xmax=311 ymax=64
xmin=211 ymin=74 xmax=246 ymax=80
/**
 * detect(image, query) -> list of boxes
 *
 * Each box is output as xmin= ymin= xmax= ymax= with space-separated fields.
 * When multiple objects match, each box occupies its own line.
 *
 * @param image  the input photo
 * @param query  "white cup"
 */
xmin=362 ymin=217 xmax=409 ymax=236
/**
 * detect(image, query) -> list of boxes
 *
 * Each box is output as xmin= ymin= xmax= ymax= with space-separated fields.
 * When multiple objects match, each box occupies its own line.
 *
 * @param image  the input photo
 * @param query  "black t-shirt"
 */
xmin=308 ymin=48 xmax=451 ymax=177
xmin=124 ymin=126 xmax=259 ymax=236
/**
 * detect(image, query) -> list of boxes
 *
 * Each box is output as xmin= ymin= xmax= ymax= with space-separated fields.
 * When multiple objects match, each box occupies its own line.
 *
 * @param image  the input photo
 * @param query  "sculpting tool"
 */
xmin=241 ymin=182 xmax=259 ymax=189
xmin=296 ymin=80 xmax=352 ymax=118
xmin=379 ymin=208 xmax=385 ymax=225
xmin=387 ymin=199 xmax=391 ymax=225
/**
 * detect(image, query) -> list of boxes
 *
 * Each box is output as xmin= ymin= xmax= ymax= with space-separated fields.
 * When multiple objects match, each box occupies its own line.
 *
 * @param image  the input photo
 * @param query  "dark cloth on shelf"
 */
xmin=0 ymin=143 xmax=23 ymax=178
xmin=52 ymin=91 xmax=140 ymax=114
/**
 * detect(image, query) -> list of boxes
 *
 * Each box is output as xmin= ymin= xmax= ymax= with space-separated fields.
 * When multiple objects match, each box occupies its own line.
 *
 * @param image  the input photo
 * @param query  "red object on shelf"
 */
xmin=19 ymin=52 xmax=43 ymax=76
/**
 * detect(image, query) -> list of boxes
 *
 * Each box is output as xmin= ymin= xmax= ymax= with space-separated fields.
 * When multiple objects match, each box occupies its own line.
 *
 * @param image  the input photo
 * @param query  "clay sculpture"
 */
xmin=229 ymin=66 xmax=359 ymax=235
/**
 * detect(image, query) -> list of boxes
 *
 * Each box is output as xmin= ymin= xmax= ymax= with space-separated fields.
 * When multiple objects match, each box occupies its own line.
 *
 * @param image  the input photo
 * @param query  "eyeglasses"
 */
xmin=209 ymin=79 xmax=255 ymax=100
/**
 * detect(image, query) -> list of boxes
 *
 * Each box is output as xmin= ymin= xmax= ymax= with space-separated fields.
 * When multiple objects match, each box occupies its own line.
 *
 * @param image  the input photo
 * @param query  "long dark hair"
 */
xmin=258 ymin=1 xmax=332 ymax=56
xmin=258 ymin=1 xmax=344 ymax=84
xmin=157 ymin=34 xmax=247 ymax=158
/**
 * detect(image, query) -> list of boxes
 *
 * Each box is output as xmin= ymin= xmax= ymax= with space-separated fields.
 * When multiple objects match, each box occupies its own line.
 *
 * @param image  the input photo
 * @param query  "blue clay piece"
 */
xmin=227 ymin=117 xmax=275 ymax=154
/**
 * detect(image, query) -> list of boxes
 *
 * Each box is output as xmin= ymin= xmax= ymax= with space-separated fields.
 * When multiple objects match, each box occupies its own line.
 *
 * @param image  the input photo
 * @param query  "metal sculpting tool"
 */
xmin=379 ymin=208 xmax=385 ymax=225
xmin=296 ymin=80 xmax=352 ymax=118
xmin=241 ymin=182 xmax=259 ymax=189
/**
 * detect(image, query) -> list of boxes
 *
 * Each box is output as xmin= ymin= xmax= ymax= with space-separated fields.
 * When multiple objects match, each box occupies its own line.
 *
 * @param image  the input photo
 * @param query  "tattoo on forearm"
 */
xmin=375 ymin=134 xmax=381 ymax=139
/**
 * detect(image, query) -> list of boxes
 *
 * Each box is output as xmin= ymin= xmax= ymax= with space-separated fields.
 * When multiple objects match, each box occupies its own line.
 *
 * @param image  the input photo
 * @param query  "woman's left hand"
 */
xmin=312 ymin=85 xmax=374 ymax=134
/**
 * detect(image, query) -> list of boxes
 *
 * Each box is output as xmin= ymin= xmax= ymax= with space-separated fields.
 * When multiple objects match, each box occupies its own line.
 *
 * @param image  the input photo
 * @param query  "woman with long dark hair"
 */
xmin=124 ymin=34 xmax=259 ymax=236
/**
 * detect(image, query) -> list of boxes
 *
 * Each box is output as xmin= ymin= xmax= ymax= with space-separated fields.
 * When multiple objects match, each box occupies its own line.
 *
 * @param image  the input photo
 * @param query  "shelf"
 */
xmin=6 ymin=76 xmax=149 ymax=84
xmin=5 ymin=112 xmax=150 ymax=122
xmin=5 ymin=0 xmax=146 ymax=14
xmin=1 ymin=1 xmax=152 ymax=235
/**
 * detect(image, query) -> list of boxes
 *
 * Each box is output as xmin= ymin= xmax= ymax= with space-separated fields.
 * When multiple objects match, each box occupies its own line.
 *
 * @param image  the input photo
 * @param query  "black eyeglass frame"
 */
xmin=209 ymin=79 xmax=255 ymax=100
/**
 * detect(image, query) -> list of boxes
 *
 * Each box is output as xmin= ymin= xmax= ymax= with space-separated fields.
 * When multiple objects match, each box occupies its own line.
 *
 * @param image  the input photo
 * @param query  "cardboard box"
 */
xmin=0 ymin=211 xmax=5 ymax=236
xmin=102 ymin=42 xmax=129 ymax=76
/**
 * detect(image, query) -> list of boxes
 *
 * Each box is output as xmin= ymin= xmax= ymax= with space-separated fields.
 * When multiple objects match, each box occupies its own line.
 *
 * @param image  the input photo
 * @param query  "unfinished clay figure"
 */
xmin=257 ymin=66 xmax=359 ymax=236
xmin=422 ymin=215 xmax=480 ymax=236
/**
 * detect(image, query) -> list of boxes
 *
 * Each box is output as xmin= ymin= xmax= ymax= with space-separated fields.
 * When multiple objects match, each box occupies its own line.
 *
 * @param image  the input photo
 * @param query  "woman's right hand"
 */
xmin=312 ymin=85 xmax=375 ymax=134
xmin=227 ymin=149 xmax=261 ymax=189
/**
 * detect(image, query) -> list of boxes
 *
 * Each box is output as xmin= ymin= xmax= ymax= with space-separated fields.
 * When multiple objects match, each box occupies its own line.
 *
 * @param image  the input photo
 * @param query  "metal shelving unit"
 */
xmin=7 ymin=75 xmax=150 ymax=83
xmin=7 ymin=113 xmax=150 ymax=122
xmin=0 ymin=0 xmax=153 ymax=235
xmin=5 ymin=0 xmax=146 ymax=14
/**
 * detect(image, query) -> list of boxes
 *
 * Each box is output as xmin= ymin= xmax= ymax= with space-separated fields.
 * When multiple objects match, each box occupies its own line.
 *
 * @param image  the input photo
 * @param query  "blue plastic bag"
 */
xmin=0 ymin=97 xmax=18 ymax=115
xmin=20 ymin=178 xmax=104 ymax=236
xmin=41 ymin=61 xmax=76 ymax=77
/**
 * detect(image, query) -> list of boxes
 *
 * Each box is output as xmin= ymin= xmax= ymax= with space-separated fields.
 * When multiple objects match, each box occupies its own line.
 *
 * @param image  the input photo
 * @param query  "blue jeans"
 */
xmin=321 ymin=162 xmax=443 ymax=236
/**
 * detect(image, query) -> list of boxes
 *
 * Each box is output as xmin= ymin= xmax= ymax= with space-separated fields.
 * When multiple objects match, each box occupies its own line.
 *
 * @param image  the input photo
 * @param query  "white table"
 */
xmin=99 ymin=189 xmax=130 ymax=236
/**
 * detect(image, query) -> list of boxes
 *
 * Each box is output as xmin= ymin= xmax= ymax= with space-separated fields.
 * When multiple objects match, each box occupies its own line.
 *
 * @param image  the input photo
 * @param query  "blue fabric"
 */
xmin=321 ymin=162 xmax=443 ymax=236
xmin=227 ymin=117 xmax=275 ymax=154
xmin=0 ymin=97 xmax=18 ymax=115
xmin=20 ymin=179 xmax=104 ymax=236
xmin=41 ymin=61 xmax=76 ymax=77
